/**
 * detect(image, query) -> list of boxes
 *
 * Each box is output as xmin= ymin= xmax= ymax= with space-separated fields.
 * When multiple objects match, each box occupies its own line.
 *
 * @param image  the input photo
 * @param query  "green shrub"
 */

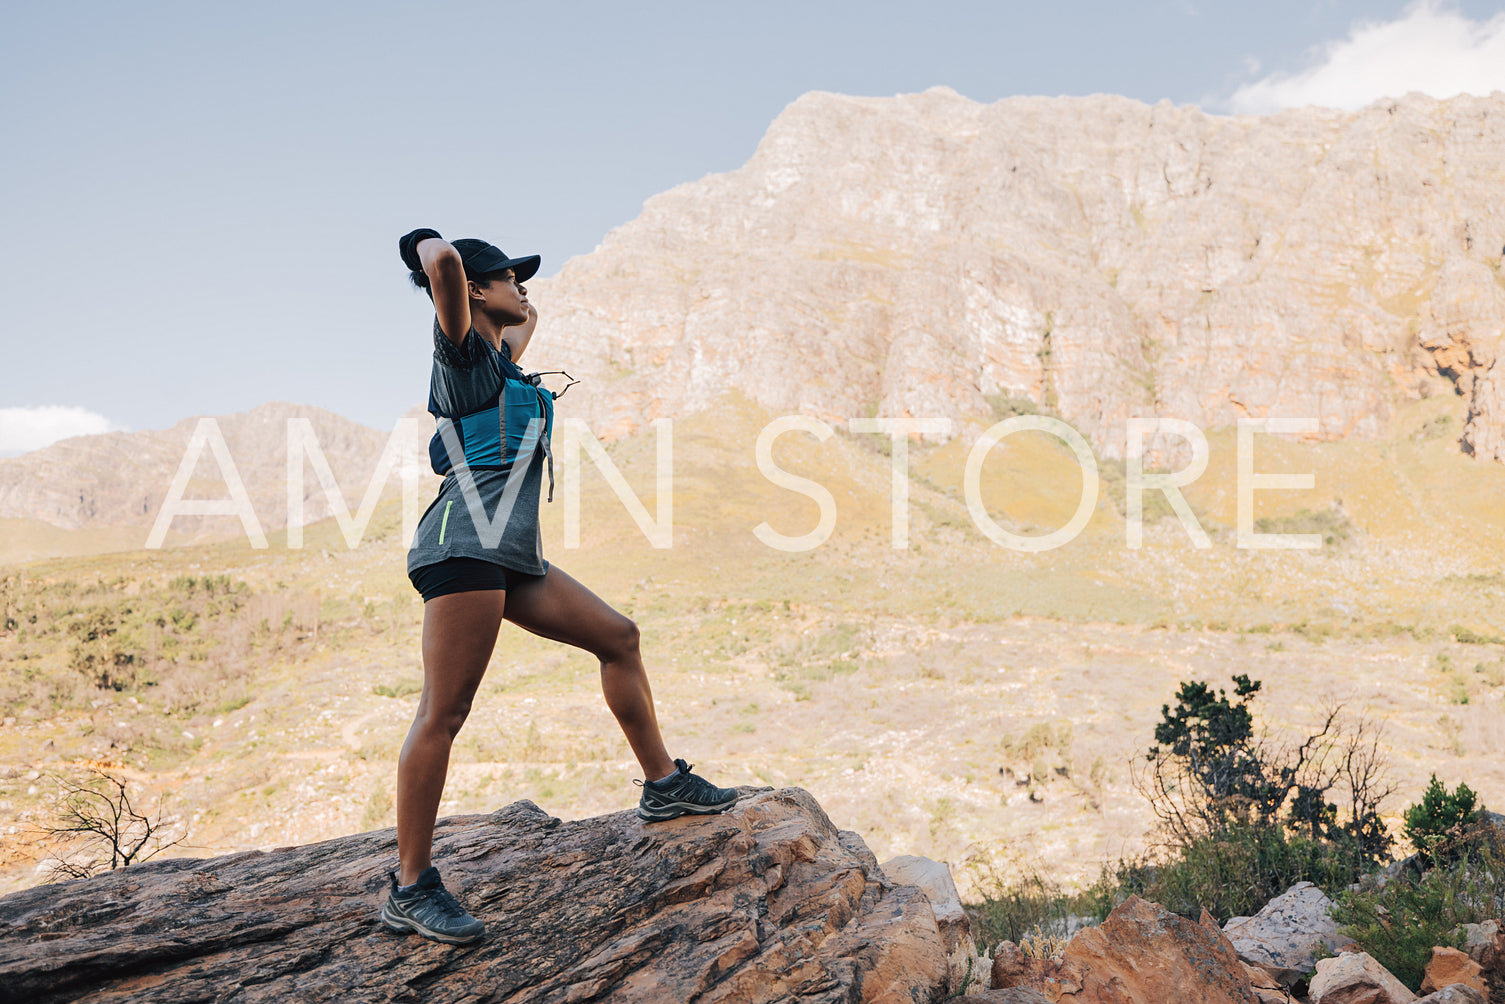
xmin=976 ymin=676 xmax=1407 ymax=944
xmin=1142 ymin=676 xmax=1392 ymax=870
xmin=1403 ymin=774 xmax=1481 ymax=864
xmin=1253 ymin=507 xmax=1354 ymax=548
xmin=1106 ymin=821 xmax=1372 ymax=923
xmin=1334 ymin=825 xmax=1505 ymax=992
xmin=1451 ymin=624 xmax=1505 ymax=645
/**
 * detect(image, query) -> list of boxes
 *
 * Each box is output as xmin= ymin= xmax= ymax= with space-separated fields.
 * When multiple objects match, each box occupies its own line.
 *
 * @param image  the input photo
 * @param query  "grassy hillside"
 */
xmin=2 ymin=393 xmax=1502 ymax=896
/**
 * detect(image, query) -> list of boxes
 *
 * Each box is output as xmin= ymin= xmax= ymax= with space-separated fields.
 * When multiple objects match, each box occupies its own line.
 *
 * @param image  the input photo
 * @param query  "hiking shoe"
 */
xmin=636 ymin=758 xmax=740 ymax=822
xmin=379 ymin=866 xmax=485 ymax=945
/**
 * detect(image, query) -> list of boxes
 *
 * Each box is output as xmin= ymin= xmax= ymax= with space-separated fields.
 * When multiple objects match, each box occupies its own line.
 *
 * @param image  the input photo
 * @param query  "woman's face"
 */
xmin=471 ymin=268 xmax=530 ymax=326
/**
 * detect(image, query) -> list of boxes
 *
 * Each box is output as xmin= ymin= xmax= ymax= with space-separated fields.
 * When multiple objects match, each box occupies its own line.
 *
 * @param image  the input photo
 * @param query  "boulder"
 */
xmin=0 ymin=787 xmax=947 ymax=1003
xmin=882 ymin=853 xmax=971 ymax=957
xmin=1309 ymin=952 xmax=1418 ymax=1004
xmin=1414 ymin=986 xmax=1487 ymax=1004
xmin=1021 ymin=896 xmax=1259 ymax=1003
xmin=1421 ymin=948 xmax=1487 ymax=996
xmin=1461 ymin=918 xmax=1503 ymax=992
xmin=1223 ymin=881 xmax=1354 ymax=987
xmin=1462 ymin=920 xmax=1502 ymax=965
xmin=971 ymin=991 xmax=1054 ymax=1003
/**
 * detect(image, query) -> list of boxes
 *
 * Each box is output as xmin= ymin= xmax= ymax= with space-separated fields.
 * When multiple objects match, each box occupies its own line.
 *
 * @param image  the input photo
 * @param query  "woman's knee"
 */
xmin=599 ymin=615 xmax=640 ymax=661
xmin=414 ymin=696 xmax=473 ymax=741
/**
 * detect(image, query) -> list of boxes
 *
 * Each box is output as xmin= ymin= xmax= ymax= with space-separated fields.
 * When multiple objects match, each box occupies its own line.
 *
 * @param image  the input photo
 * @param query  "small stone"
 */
xmin=1415 ymin=985 xmax=1487 ymax=1004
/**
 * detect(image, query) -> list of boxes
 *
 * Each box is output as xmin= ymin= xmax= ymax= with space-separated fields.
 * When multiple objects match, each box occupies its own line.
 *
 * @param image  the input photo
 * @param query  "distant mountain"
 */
xmin=0 ymin=403 xmax=432 ymax=545
xmin=525 ymin=87 xmax=1505 ymax=461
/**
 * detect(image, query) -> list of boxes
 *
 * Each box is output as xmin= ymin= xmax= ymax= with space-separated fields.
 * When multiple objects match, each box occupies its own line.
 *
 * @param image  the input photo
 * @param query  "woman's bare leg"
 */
xmin=502 ymin=565 xmax=676 ymax=781
xmin=395 ymin=588 xmax=505 ymax=886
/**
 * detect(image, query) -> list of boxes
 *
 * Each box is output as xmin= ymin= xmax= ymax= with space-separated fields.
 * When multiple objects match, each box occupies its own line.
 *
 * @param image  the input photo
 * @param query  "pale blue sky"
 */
xmin=2 ymin=1 xmax=1501 ymax=448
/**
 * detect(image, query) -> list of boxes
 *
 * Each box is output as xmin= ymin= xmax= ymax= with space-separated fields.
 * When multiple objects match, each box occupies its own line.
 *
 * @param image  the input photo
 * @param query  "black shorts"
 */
xmin=408 ymin=557 xmax=544 ymax=602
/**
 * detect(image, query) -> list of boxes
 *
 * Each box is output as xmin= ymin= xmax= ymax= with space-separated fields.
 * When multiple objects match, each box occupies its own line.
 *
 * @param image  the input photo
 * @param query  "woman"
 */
xmin=380 ymin=228 xmax=738 ymax=945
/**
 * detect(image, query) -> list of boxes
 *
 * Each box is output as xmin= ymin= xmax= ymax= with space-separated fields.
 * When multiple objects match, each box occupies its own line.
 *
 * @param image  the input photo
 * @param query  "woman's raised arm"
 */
xmin=416 ymin=237 xmax=472 ymax=350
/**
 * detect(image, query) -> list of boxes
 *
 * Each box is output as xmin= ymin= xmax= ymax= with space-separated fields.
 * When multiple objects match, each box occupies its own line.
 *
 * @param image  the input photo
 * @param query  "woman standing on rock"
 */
xmin=380 ymin=228 xmax=739 ymax=945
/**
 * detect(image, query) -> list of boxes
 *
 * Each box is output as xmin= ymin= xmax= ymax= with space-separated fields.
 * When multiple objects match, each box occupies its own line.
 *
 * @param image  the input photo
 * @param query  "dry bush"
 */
xmin=43 ymin=768 xmax=188 ymax=880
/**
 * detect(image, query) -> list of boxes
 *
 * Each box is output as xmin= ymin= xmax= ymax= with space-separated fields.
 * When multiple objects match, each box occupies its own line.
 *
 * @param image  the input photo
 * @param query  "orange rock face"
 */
xmin=1421 ymin=947 xmax=1488 ymax=996
xmin=1041 ymin=896 xmax=1257 ymax=1004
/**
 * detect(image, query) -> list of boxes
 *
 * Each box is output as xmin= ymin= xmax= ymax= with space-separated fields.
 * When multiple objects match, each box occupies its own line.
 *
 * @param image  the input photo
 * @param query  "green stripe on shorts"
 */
xmin=438 ymin=500 xmax=453 ymax=545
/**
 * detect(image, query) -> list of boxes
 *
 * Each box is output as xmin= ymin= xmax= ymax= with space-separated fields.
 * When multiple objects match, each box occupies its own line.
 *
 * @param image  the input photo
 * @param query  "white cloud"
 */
xmin=0 ymin=406 xmax=125 ymax=456
xmin=1230 ymin=1 xmax=1505 ymax=114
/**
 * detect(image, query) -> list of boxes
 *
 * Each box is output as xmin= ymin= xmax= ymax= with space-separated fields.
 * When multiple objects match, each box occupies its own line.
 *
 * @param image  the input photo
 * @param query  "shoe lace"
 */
xmin=414 ymin=881 xmax=470 ymax=921
xmin=433 ymin=886 xmax=470 ymax=919
xmin=681 ymin=769 xmax=722 ymax=798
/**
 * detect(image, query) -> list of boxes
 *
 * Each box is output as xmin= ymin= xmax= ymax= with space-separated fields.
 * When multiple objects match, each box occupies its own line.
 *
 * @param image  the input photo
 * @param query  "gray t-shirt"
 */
xmin=406 ymin=319 xmax=554 ymax=578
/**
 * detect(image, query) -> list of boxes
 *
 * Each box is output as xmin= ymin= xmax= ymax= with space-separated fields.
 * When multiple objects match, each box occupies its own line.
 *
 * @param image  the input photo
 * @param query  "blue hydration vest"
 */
xmin=426 ymin=345 xmax=557 ymax=501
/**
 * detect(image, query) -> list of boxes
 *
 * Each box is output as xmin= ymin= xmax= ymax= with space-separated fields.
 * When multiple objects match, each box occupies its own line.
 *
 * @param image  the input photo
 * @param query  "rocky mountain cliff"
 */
xmin=7 ymin=88 xmax=1505 ymax=544
xmin=530 ymin=87 xmax=1505 ymax=460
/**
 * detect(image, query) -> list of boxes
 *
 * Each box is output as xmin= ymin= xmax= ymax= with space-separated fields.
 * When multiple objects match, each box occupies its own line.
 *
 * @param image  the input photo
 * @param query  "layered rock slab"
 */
xmin=0 ymin=787 xmax=946 ymax=1003
xmin=881 ymin=855 xmax=970 ymax=957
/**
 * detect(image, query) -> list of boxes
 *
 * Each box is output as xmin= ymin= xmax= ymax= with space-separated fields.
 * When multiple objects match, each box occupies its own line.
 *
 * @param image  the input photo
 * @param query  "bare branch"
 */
xmin=42 ymin=768 xmax=188 ymax=881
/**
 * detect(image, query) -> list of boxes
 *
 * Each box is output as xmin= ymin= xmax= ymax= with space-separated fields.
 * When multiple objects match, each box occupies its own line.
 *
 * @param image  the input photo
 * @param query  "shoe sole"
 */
xmin=637 ymin=796 xmax=740 ymax=822
xmin=380 ymin=900 xmax=485 ymax=945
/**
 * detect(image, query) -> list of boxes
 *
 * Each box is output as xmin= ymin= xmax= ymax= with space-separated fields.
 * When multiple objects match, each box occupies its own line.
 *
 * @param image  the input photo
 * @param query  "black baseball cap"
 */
xmin=455 ymin=239 xmax=540 ymax=283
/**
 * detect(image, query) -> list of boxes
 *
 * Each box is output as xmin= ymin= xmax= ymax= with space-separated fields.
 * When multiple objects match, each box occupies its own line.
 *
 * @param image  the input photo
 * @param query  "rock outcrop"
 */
xmin=1462 ymin=361 xmax=1505 ymax=461
xmin=1241 ymin=961 xmax=1293 ymax=1004
xmin=1058 ymin=900 xmax=1257 ymax=1003
xmin=991 ymin=939 xmax=1088 ymax=999
xmin=1224 ymin=880 xmax=1354 ymax=987
xmin=0 ymin=787 xmax=948 ymax=1003
xmin=1462 ymin=919 xmax=1504 ymax=995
